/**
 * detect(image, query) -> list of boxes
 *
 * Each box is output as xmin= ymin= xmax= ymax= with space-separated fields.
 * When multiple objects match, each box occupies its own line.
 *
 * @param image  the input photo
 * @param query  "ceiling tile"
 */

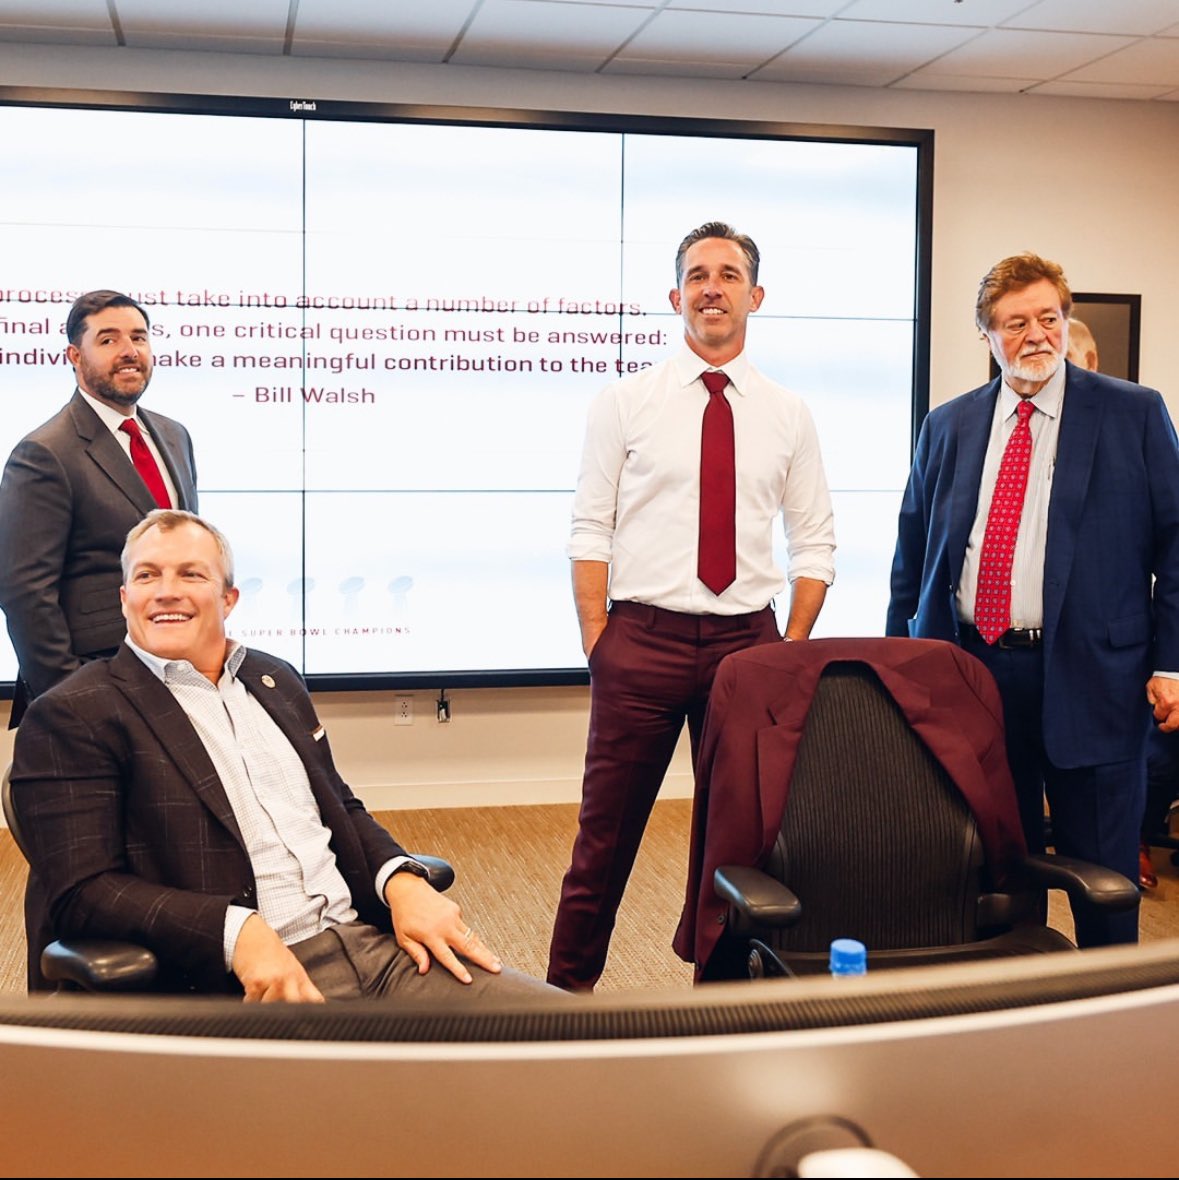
xmin=291 ymin=0 xmax=474 ymax=60
xmin=0 ymin=0 xmax=110 ymax=27
xmin=0 ymin=25 xmax=114 ymax=46
xmin=665 ymin=0 xmax=845 ymax=13
xmin=890 ymin=72 xmax=1031 ymax=93
xmin=543 ymin=0 xmax=659 ymax=6
xmin=1002 ymin=0 xmax=1179 ymax=37
xmin=755 ymin=63 xmax=912 ymax=86
xmin=615 ymin=9 xmax=821 ymax=66
xmin=116 ymin=0 xmax=289 ymax=36
xmin=450 ymin=0 xmax=649 ymax=68
xmin=1027 ymin=78 xmax=1179 ymax=100
xmin=121 ymin=34 xmax=286 ymax=54
xmin=751 ymin=19 xmax=979 ymax=83
xmin=836 ymin=0 xmax=1029 ymax=27
xmin=117 ymin=0 xmax=290 ymax=54
xmin=910 ymin=28 xmax=1137 ymax=80
xmin=0 ymin=0 xmax=113 ymax=44
xmin=1058 ymin=36 xmax=1179 ymax=85
xmin=601 ymin=56 xmax=753 ymax=78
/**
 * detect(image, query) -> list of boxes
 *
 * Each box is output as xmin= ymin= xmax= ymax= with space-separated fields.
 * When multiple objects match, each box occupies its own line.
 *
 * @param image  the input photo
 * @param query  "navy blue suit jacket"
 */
xmin=887 ymin=362 xmax=1179 ymax=768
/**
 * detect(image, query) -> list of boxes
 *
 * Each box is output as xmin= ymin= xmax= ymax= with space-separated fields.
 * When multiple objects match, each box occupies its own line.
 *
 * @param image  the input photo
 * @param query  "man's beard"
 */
xmin=1007 ymin=346 xmax=1061 ymax=384
xmin=80 ymin=363 xmax=151 ymax=408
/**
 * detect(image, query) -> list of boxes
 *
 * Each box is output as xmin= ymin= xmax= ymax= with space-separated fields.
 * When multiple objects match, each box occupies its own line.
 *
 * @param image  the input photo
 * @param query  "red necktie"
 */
xmin=698 ymin=370 xmax=736 ymax=596
xmin=973 ymin=398 xmax=1035 ymax=644
xmin=119 ymin=418 xmax=172 ymax=509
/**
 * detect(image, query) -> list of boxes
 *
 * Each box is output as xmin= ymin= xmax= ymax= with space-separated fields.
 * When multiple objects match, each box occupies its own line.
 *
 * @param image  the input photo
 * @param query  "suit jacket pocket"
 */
xmin=79 ymin=585 xmax=121 ymax=615
xmin=65 ymin=582 xmax=126 ymax=652
xmin=1107 ymin=612 xmax=1150 ymax=649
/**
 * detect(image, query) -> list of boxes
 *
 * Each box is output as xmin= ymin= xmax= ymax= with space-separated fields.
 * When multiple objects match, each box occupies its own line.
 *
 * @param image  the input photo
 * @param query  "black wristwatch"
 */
xmin=389 ymin=858 xmax=429 ymax=881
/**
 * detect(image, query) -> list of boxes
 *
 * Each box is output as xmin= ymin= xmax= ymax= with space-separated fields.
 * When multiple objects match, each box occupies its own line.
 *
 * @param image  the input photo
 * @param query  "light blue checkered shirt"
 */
xmin=127 ymin=638 xmax=363 ymax=968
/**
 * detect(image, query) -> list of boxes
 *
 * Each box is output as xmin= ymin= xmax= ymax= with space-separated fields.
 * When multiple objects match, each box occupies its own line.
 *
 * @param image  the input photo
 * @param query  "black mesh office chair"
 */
xmin=2 ymin=762 xmax=454 ymax=993
xmin=675 ymin=638 xmax=1140 ymax=981
xmin=2 ymin=762 xmax=157 ymax=990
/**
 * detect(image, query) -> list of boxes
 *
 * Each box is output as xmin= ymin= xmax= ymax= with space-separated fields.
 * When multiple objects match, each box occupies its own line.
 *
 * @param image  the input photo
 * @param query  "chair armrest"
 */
xmin=39 ymin=858 xmax=454 ymax=993
xmin=1015 ymin=853 xmax=1140 ymax=914
xmin=714 ymin=865 xmax=803 ymax=935
xmin=41 ymin=939 xmax=159 ymax=992
xmin=413 ymin=854 xmax=455 ymax=893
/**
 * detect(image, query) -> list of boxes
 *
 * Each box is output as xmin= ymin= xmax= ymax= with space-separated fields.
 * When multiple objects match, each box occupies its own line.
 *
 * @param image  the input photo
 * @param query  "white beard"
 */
xmin=1006 ymin=347 xmax=1062 ymax=384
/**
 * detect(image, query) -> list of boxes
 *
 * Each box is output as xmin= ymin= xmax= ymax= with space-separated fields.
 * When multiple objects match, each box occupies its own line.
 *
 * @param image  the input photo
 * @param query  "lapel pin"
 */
xmin=261 ymin=674 xmax=276 ymax=688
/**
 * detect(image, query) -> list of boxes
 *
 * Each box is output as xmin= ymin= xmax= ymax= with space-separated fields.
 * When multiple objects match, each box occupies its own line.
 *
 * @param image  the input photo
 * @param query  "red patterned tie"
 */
xmin=698 ymin=370 xmax=736 ymax=595
xmin=973 ymin=398 xmax=1035 ymax=644
xmin=119 ymin=418 xmax=172 ymax=509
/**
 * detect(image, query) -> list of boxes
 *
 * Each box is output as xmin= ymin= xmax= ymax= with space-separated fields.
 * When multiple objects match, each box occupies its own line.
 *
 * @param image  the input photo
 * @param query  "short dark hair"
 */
xmin=674 ymin=222 xmax=760 ymax=287
xmin=66 ymin=290 xmax=150 ymax=346
xmin=975 ymin=253 xmax=1072 ymax=331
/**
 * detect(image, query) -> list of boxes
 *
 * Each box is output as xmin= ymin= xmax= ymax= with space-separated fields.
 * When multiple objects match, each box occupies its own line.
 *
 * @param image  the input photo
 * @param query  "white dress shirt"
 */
xmin=127 ymin=638 xmax=404 ymax=969
xmin=78 ymin=386 xmax=180 ymax=508
xmin=957 ymin=363 xmax=1064 ymax=631
xmin=567 ymin=346 xmax=836 ymax=615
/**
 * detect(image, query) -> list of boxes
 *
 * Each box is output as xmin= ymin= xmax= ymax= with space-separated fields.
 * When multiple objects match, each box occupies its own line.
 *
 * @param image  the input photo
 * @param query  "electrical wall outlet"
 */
xmin=394 ymin=696 xmax=413 ymax=725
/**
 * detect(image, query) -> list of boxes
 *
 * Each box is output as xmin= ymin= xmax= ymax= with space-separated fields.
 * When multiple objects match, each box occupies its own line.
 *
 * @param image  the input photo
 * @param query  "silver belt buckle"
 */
xmin=999 ymin=628 xmax=1041 ymax=649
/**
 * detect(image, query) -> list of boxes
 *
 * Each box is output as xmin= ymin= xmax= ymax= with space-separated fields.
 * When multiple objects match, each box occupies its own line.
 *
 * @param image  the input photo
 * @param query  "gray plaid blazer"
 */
xmin=9 ymin=644 xmax=405 ymax=994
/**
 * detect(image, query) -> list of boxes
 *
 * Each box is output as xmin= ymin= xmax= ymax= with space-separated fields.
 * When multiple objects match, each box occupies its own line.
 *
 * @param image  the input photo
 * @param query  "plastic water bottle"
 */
xmin=829 ymin=937 xmax=867 ymax=977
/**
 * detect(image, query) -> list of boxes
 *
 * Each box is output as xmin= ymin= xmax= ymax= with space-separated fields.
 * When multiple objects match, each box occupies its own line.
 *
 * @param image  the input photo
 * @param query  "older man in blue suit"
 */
xmin=887 ymin=252 xmax=1179 ymax=946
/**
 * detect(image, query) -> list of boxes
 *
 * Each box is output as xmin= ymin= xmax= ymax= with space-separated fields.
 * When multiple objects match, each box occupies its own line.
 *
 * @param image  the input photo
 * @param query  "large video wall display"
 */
xmin=0 ymin=93 xmax=930 ymax=687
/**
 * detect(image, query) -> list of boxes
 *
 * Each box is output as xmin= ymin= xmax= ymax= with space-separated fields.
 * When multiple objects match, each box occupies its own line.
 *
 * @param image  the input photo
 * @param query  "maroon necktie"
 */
xmin=973 ymin=398 xmax=1035 ymax=644
xmin=119 ymin=418 xmax=172 ymax=509
xmin=698 ymin=370 xmax=736 ymax=596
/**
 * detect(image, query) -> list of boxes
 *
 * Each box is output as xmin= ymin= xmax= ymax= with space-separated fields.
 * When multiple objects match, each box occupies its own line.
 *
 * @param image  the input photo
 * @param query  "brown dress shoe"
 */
xmin=1139 ymin=843 xmax=1159 ymax=890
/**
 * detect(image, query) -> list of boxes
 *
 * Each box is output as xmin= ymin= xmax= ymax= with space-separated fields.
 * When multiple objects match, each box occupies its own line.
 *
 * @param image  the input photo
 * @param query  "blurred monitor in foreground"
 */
xmin=0 ymin=940 xmax=1177 ymax=1177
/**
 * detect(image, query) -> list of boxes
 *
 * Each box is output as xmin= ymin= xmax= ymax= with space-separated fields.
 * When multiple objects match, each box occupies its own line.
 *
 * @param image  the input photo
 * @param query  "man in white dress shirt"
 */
xmin=10 ymin=509 xmax=556 ymax=1001
xmin=547 ymin=221 xmax=836 ymax=990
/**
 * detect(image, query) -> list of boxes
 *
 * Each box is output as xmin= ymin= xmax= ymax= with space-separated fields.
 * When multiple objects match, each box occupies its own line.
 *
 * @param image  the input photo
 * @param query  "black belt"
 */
xmin=960 ymin=623 xmax=1043 ymax=650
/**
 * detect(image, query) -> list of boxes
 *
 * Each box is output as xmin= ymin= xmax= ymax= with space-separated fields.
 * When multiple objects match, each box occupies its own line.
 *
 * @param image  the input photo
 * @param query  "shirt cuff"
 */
xmin=224 ymin=904 xmax=256 ymax=971
xmin=567 ymin=539 xmax=613 ymax=563
xmin=375 ymin=855 xmax=427 ymax=904
xmin=788 ymin=567 xmax=836 ymax=587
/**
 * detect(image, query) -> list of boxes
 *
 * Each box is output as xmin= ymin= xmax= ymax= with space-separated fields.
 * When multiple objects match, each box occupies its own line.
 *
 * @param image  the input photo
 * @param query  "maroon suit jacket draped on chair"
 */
xmin=672 ymin=636 xmax=1028 ymax=973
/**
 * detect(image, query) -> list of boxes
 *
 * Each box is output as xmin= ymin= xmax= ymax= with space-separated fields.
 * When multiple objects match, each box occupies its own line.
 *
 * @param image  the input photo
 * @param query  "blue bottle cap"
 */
xmin=829 ymin=938 xmax=867 ymax=976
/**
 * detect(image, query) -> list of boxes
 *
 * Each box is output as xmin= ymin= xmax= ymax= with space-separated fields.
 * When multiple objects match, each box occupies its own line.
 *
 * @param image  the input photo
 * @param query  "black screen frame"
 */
xmin=0 ymin=85 xmax=933 ymax=695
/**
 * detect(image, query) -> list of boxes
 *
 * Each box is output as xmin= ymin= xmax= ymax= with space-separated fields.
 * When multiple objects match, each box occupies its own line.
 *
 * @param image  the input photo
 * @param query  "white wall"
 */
xmin=2 ymin=46 xmax=1177 ymax=808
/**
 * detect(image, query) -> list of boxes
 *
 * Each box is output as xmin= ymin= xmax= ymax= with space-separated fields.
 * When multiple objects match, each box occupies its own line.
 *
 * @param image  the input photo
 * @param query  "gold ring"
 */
xmin=463 ymin=926 xmax=474 ymax=943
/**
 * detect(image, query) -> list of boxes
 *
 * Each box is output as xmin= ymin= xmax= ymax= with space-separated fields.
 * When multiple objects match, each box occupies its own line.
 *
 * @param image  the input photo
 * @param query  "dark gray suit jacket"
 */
xmin=9 ymin=645 xmax=407 ymax=995
xmin=0 ymin=390 xmax=198 ymax=714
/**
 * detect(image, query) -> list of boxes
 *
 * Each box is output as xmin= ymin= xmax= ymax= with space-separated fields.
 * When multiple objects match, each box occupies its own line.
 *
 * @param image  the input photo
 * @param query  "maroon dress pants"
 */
xmin=546 ymin=600 xmax=780 ymax=990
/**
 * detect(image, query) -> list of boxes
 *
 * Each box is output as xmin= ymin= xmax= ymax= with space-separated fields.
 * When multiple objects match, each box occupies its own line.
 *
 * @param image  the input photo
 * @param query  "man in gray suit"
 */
xmin=0 ymin=289 xmax=198 ymax=728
